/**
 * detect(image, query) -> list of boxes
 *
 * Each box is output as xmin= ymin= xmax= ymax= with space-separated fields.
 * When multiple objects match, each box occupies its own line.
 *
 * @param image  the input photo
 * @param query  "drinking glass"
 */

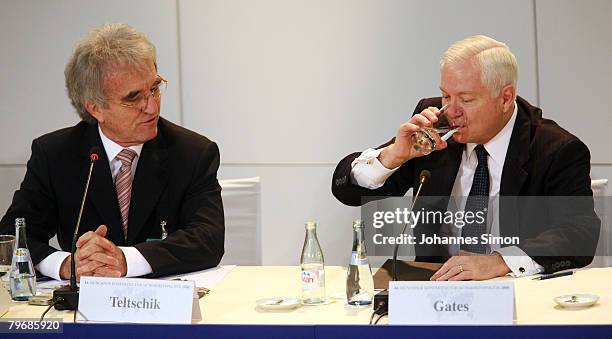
xmin=0 ymin=235 xmax=15 ymax=283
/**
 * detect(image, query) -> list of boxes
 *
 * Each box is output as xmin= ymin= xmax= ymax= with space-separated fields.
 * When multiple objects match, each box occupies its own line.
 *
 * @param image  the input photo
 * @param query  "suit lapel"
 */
xmin=500 ymin=102 xmax=531 ymax=196
xmin=81 ymin=124 xmax=125 ymax=245
xmin=499 ymin=100 xmax=532 ymax=237
xmin=436 ymin=141 xmax=463 ymax=197
xmin=126 ymin=126 xmax=169 ymax=243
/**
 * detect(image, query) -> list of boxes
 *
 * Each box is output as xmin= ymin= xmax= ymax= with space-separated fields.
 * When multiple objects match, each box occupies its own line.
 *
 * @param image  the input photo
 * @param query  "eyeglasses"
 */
xmin=111 ymin=75 xmax=168 ymax=110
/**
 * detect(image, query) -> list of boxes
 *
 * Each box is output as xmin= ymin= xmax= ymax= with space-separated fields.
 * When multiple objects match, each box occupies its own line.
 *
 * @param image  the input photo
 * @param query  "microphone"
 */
xmin=53 ymin=146 xmax=100 ymax=311
xmin=373 ymin=170 xmax=430 ymax=316
xmin=391 ymin=169 xmax=430 ymax=281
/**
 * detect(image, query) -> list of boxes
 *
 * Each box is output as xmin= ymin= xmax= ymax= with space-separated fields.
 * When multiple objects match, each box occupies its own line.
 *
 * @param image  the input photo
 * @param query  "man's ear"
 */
xmin=85 ymin=101 xmax=104 ymax=123
xmin=500 ymin=84 xmax=516 ymax=112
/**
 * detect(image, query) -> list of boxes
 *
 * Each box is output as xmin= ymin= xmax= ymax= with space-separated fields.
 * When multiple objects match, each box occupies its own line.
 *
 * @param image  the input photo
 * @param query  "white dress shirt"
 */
xmin=350 ymin=101 xmax=544 ymax=277
xmin=35 ymin=126 xmax=153 ymax=280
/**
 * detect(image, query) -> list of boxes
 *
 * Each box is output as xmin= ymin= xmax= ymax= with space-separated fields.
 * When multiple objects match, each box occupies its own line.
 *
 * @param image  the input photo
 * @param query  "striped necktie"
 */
xmin=115 ymin=148 xmax=137 ymax=241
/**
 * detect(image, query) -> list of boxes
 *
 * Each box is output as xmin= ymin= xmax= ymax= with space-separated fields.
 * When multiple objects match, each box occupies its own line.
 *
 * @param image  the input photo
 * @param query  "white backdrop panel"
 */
xmin=0 ymin=0 xmax=181 ymax=164
xmin=180 ymin=0 xmax=538 ymax=163
xmin=219 ymin=165 xmax=360 ymax=266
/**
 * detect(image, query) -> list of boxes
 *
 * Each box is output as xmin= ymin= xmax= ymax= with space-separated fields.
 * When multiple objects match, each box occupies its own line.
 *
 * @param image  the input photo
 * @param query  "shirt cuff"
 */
xmin=496 ymin=246 xmax=544 ymax=277
xmin=350 ymin=148 xmax=399 ymax=189
xmin=35 ymin=251 xmax=70 ymax=281
xmin=119 ymin=246 xmax=153 ymax=277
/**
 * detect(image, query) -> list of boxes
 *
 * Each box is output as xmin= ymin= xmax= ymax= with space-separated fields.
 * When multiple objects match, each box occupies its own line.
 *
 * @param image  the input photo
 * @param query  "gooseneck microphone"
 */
xmin=391 ymin=169 xmax=431 ymax=281
xmin=53 ymin=146 xmax=100 ymax=311
xmin=373 ymin=170 xmax=431 ymax=316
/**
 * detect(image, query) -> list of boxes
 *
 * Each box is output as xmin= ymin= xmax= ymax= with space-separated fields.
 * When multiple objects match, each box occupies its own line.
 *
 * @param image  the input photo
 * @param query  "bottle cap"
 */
xmin=305 ymin=221 xmax=317 ymax=230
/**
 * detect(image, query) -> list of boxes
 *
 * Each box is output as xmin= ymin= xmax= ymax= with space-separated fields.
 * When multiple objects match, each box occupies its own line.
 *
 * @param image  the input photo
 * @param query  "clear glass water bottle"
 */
xmin=300 ymin=221 xmax=326 ymax=304
xmin=346 ymin=219 xmax=374 ymax=306
xmin=10 ymin=218 xmax=37 ymax=301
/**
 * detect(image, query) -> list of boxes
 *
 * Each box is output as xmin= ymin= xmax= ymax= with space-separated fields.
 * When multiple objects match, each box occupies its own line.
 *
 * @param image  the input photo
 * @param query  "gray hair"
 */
xmin=65 ymin=23 xmax=157 ymax=122
xmin=440 ymin=35 xmax=518 ymax=97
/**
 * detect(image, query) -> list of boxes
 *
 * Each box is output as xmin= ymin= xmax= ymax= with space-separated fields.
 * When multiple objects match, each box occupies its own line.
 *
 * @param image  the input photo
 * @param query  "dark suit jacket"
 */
xmin=332 ymin=96 xmax=600 ymax=273
xmin=0 ymin=117 xmax=224 ymax=277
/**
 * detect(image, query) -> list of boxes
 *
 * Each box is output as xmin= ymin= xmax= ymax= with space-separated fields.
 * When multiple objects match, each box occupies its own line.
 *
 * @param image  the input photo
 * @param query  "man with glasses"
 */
xmin=0 ymin=24 xmax=224 ymax=280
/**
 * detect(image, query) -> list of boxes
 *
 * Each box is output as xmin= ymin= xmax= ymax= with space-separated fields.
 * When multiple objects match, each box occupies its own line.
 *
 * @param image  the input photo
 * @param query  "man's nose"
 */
xmin=444 ymin=102 xmax=456 ymax=117
xmin=142 ymin=94 xmax=158 ymax=114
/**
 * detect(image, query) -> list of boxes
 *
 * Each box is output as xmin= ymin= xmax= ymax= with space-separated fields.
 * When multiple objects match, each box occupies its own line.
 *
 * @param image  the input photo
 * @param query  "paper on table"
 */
xmin=37 ymin=279 xmax=68 ymax=292
xmin=36 ymin=265 xmax=235 ymax=293
xmin=161 ymin=265 xmax=236 ymax=288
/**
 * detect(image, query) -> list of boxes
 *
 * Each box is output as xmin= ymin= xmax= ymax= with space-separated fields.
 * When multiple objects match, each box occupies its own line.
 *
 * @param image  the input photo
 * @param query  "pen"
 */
xmin=532 ymin=270 xmax=574 ymax=280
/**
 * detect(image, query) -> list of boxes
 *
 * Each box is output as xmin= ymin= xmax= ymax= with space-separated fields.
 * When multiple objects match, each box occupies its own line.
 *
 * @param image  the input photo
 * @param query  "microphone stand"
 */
xmin=53 ymin=149 xmax=98 ymax=311
xmin=373 ymin=170 xmax=430 ymax=315
xmin=391 ymin=173 xmax=428 ymax=281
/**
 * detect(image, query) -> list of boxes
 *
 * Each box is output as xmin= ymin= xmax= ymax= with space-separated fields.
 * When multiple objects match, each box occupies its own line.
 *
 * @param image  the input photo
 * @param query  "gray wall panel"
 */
xmin=0 ymin=166 xmax=26 ymax=217
xmin=0 ymin=0 xmax=181 ymax=164
xmin=536 ymin=0 xmax=612 ymax=163
xmin=180 ymin=0 xmax=537 ymax=164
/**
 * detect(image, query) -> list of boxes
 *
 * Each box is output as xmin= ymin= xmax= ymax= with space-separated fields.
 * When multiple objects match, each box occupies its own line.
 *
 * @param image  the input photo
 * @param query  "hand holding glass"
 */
xmin=411 ymin=105 xmax=465 ymax=155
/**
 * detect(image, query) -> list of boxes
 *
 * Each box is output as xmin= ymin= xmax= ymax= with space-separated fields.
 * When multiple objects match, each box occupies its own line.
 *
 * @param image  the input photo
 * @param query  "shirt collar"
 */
xmin=466 ymin=100 xmax=518 ymax=166
xmin=98 ymin=124 xmax=143 ymax=161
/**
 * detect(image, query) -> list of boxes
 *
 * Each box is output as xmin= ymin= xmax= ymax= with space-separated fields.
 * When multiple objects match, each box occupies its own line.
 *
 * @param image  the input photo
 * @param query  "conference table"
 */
xmin=2 ymin=266 xmax=612 ymax=338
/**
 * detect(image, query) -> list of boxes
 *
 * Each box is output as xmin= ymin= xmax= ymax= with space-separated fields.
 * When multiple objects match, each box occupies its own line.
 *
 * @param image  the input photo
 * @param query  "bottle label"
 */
xmin=350 ymin=252 xmax=368 ymax=266
xmin=301 ymin=270 xmax=323 ymax=290
xmin=13 ymin=248 xmax=30 ymax=263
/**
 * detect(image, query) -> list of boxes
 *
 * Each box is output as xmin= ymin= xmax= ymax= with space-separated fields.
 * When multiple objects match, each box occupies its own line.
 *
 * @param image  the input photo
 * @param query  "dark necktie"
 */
xmin=460 ymin=145 xmax=489 ymax=254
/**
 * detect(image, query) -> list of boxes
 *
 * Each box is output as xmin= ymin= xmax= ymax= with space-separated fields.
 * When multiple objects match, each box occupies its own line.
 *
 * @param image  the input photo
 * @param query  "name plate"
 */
xmin=389 ymin=281 xmax=514 ymax=325
xmin=77 ymin=277 xmax=197 ymax=324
